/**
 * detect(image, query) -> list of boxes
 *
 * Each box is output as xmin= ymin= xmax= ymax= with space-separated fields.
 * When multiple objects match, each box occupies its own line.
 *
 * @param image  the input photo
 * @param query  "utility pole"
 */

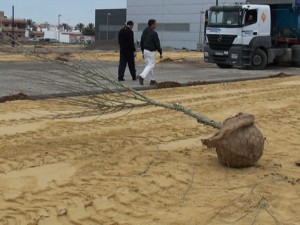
xmin=58 ymin=14 xmax=61 ymax=42
xmin=106 ymin=12 xmax=111 ymax=41
xmin=12 ymin=5 xmax=15 ymax=47
xmin=216 ymin=0 xmax=219 ymax=6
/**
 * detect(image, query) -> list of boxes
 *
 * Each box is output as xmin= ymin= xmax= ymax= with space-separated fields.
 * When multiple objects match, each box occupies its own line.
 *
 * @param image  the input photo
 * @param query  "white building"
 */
xmin=127 ymin=0 xmax=243 ymax=50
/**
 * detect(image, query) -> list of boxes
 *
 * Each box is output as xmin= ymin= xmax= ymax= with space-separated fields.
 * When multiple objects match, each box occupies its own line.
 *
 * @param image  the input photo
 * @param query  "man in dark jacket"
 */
xmin=118 ymin=20 xmax=136 ymax=81
xmin=137 ymin=19 xmax=162 ymax=86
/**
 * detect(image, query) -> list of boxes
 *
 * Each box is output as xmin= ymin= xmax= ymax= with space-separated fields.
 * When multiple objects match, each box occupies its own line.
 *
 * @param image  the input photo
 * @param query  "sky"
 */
xmin=1 ymin=0 xmax=126 ymax=26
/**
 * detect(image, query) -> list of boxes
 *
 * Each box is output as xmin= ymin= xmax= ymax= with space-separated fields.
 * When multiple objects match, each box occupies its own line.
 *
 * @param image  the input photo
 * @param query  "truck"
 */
xmin=204 ymin=0 xmax=300 ymax=69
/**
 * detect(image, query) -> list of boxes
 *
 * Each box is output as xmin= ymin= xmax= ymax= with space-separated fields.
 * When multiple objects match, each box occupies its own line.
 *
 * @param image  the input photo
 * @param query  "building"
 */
xmin=0 ymin=11 xmax=26 ymax=41
xmin=127 ymin=0 xmax=242 ymax=50
xmin=60 ymin=31 xmax=95 ymax=44
xmin=27 ymin=24 xmax=44 ymax=39
xmin=95 ymin=8 xmax=126 ymax=41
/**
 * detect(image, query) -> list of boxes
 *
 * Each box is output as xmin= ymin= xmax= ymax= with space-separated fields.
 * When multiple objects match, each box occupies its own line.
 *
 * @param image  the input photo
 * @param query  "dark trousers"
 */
xmin=118 ymin=49 xmax=136 ymax=80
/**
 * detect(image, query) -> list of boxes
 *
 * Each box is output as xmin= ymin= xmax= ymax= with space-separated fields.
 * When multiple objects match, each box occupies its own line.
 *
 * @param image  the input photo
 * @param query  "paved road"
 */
xmin=0 ymin=60 xmax=299 ymax=99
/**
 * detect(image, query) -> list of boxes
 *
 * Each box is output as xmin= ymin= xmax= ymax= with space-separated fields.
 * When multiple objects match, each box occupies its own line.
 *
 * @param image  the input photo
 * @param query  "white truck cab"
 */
xmin=204 ymin=2 xmax=300 ymax=69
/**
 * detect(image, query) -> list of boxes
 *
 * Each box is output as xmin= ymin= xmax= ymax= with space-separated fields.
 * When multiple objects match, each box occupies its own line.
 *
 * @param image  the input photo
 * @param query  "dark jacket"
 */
xmin=140 ymin=27 xmax=162 ymax=55
xmin=118 ymin=26 xmax=136 ymax=52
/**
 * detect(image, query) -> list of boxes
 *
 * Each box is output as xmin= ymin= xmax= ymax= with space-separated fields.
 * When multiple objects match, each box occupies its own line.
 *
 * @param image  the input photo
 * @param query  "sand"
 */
xmin=0 ymin=44 xmax=299 ymax=224
xmin=0 ymin=45 xmax=202 ymax=63
xmin=0 ymin=70 xmax=299 ymax=225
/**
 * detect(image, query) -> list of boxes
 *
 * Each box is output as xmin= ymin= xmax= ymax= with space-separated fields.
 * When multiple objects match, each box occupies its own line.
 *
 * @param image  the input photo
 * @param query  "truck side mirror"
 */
xmin=204 ymin=10 xmax=208 ymax=37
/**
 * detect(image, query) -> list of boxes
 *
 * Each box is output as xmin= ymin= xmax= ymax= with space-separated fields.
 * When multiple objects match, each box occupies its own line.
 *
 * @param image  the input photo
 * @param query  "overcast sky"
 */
xmin=1 ymin=0 xmax=126 ymax=26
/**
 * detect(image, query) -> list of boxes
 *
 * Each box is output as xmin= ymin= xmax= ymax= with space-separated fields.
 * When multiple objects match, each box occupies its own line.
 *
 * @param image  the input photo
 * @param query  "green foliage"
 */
xmin=62 ymin=23 xmax=72 ymax=31
xmin=82 ymin=23 xmax=95 ymax=36
xmin=75 ymin=23 xmax=85 ymax=32
xmin=26 ymin=19 xmax=35 ymax=27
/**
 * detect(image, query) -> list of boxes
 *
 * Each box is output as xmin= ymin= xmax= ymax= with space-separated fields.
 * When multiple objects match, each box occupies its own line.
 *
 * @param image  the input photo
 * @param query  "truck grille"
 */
xmin=207 ymin=34 xmax=237 ymax=51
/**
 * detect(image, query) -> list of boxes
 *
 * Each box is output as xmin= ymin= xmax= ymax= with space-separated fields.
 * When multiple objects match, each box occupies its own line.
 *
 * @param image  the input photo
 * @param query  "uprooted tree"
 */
xmin=1 ymin=43 xmax=265 ymax=168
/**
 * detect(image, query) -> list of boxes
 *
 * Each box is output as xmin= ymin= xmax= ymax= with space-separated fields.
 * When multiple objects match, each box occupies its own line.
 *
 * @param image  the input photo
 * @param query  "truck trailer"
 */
xmin=204 ymin=0 xmax=300 ymax=69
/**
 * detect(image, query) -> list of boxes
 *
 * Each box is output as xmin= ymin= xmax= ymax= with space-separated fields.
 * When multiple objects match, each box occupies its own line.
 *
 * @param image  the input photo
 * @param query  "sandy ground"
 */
xmin=0 ymin=62 xmax=299 ymax=225
xmin=0 ymin=44 xmax=202 ymax=63
xmin=0 ymin=44 xmax=299 ymax=224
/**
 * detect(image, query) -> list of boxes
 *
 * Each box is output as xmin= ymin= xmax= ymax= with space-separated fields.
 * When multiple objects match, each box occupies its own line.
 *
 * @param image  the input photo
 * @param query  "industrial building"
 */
xmin=127 ymin=0 xmax=241 ymax=50
xmin=95 ymin=9 xmax=126 ymax=41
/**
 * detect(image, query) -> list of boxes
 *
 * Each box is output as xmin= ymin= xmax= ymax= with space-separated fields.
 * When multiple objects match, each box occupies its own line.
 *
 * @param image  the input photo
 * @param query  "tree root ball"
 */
xmin=202 ymin=113 xmax=264 ymax=168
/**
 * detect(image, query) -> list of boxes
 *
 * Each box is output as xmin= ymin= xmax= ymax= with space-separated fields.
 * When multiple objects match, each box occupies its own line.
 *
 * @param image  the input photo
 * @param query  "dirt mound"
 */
xmin=156 ymin=81 xmax=181 ymax=88
xmin=0 ymin=92 xmax=30 ymax=103
xmin=269 ymin=72 xmax=292 ymax=78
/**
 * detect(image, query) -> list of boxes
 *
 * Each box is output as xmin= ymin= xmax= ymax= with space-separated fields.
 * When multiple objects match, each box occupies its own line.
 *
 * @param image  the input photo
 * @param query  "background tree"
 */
xmin=61 ymin=23 xmax=72 ymax=32
xmin=75 ymin=23 xmax=85 ymax=32
xmin=82 ymin=23 xmax=95 ymax=36
xmin=26 ymin=19 xmax=35 ymax=28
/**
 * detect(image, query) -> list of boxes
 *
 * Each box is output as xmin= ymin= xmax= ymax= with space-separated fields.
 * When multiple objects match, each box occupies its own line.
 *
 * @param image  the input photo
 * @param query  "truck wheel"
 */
xmin=251 ymin=49 xmax=267 ymax=70
xmin=292 ymin=45 xmax=300 ymax=67
xmin=216 ymin=63 xmax=233 ymax=68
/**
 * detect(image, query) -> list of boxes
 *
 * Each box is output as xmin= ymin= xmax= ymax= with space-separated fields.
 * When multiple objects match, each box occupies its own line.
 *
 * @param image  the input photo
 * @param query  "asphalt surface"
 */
xmin=0 ymin=60 xmax=299 ymax=99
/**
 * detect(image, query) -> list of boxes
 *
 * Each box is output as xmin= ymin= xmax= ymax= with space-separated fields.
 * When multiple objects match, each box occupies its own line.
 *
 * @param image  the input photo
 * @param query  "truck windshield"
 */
xmin=208 ymin=10 xmax=241 ymax=27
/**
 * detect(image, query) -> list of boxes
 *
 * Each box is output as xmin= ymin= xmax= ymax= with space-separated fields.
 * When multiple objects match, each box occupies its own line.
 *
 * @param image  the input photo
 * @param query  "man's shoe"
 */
xmin=137 ymin=75 xmax=144 ymax=85
xmin=150 ymin=80 xmax=157 ymax=86
xmin=118 ymin=78 xmax=125 ymax=81
xmin=132 ymin=77 xmax=137 ymax=81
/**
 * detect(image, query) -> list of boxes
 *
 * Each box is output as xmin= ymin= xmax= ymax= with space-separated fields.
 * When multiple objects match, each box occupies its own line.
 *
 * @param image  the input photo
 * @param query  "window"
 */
xmin=138 ymin=23 xmax=190 ymax=32
xmin=208 ymin=10 xmax=241 ymax=27
xmin=245 ymin=10 xmax=257 ymax=25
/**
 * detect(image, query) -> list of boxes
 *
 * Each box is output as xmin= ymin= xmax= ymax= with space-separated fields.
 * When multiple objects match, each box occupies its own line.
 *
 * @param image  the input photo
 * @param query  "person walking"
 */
xmin=138 ymin=19 xmax=162 ymax=86
xmin=118 ymin=20 xmax=137 ymax=81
